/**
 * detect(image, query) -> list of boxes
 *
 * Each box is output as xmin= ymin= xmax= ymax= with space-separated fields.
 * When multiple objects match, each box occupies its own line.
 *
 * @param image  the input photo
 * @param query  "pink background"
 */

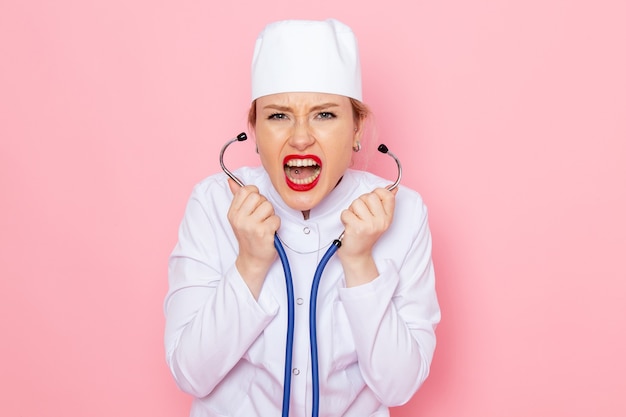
xmin=2 ymin=1 xmax=625 ymax=416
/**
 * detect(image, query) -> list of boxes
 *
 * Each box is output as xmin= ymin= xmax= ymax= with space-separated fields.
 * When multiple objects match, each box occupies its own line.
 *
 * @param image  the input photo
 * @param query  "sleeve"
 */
xmin=337 ymin=196 xmax=440 ymax=406
xmin=163 ymin=183 xmax=279 ymax=398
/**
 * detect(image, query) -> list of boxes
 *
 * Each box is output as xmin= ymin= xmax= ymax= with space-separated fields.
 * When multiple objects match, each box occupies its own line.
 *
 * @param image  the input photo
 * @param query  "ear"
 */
xmin=353 ymin=119 xmax=365 ymax=145
xmin=247 ymin=127 xmax=259 ymax=154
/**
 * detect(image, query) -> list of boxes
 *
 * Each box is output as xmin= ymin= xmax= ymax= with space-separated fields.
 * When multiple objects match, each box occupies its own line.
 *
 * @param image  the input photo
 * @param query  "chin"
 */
xmin=280 ymin=190 xmax=321 ymax=212
xmin=284 ymin=196 xmax=315 ymax=212
xmin=273 ymin=173 xmax=335 ymax=212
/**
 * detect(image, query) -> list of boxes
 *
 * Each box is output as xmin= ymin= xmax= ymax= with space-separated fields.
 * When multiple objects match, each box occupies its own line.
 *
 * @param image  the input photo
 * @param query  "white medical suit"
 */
xmin=165 ymin=167 xmax=440 ymax=417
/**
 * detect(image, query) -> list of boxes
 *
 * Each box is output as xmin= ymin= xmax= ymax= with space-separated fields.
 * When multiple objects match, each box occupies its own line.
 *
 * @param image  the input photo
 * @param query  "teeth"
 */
xmin=288 ymin=167 xmax=321 ymax=184
xmin=286 ymin=158 xmax=318 ymax=168
xmin=284 ymin=158 xmax=321 ymax=186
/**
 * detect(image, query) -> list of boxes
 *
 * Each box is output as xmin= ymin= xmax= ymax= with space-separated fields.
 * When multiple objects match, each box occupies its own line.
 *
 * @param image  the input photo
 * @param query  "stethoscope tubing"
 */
xmin=309 ymin=239 xmax=341 ymax=417
xmin=219 ymin=133 xmax=401 ymax=417
xmin=220 ymin=134 xmax=297 ymax=416
xmin=274 ymin=234 xmax=295 ymax=416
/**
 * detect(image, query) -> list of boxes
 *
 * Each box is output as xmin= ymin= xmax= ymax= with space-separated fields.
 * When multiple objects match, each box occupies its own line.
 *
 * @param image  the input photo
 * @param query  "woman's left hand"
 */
xmin=337 ymin=187 xmax=397 ymax=287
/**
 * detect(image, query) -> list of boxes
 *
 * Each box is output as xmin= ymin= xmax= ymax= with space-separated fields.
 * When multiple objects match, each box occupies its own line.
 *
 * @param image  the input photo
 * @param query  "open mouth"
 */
xmin=283 ymin=155 xmax=322 ymax=191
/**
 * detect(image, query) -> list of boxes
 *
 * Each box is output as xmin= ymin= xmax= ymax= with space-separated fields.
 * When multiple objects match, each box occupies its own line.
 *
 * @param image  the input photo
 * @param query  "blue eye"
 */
xmin=317 ymin=112 xmax=336 ymax=119
xmin=268 ymin=113 xmax=287 ymax=120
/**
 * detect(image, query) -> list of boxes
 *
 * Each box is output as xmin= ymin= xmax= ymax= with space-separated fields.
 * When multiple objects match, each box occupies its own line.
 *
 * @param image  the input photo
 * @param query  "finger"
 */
xmin=346 ymin=199 xmax=365 ymax=220
xmin=237 ymin=190 xmax=266 ymax=217
xmin=230 ymin=185 xmax=260 ymax=212
xmin=227 ymin=178 xmax=242 ymax=195
xmin=373 ymin=188 xmax=396 ymax=217
xmin=361 ymin=192 xmax=387 ymax=218
xmin=340 ymin=208 xmax=358 ymax=228
xmin=265 ymin=213 xmax=281 ymax=233
xmin=349 ymin=193 xmax=387 ymax=224
xmin=250 ymin=199 xmax=276 ymax=223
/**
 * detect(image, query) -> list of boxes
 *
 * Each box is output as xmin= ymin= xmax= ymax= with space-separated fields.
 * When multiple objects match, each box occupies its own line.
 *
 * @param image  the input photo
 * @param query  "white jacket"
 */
xmin=165 ymin=167 xmax=440 ymax=417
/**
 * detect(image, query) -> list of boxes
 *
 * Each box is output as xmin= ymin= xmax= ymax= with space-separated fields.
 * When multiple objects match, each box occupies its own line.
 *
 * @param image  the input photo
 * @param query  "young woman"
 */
xmin=165 ymin=18 xmax=440 ymax=417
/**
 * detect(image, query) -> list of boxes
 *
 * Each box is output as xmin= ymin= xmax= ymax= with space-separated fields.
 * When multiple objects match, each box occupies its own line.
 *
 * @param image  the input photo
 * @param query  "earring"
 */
xmin=353 ymin=141 xmax=361 ymax=152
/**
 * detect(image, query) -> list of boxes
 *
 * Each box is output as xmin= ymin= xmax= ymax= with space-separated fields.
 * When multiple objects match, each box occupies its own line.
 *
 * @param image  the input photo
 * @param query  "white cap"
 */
xmin=251 ymin=19 xmax=362 ymax=101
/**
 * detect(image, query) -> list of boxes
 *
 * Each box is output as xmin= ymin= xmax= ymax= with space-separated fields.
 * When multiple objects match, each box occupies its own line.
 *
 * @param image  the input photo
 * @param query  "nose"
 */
xmin=288 ymin=118 xmax=315 ymax=151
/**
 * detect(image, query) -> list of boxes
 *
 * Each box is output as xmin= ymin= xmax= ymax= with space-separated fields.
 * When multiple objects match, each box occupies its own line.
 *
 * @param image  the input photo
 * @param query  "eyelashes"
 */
xmin=266 ymin=112 xmax=337 ymax=120
xmin=267 ymin=113 xmax=287 ymax=120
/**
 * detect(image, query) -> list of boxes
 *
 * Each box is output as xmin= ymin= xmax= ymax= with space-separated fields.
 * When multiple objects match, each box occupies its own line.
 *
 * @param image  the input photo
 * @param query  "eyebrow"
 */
xmin=262 ymin=102 xmax=340 ymax=112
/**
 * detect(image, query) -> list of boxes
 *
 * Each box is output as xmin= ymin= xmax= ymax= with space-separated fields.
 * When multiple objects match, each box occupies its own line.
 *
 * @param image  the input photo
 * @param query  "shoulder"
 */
xmin=347 ymin=169 xmax=427 ymax=214
xmin=348 ymin=170 xmax=430 ymax=244
xmin=190 ymin=173 xmax=230 ymax=204
xmin=191 ymin=166 xmax=267 ymax=200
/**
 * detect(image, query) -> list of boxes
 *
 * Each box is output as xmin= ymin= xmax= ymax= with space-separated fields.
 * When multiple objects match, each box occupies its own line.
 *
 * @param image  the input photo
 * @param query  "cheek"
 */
xmin=255 ymin=129 xmax=275 ymax=158
xmin=325 ymin=141 xmax=353 ymax=177
xmin=332 ymin=133 xmax=355 ymax=160
xmin=256 ymin=140 xmax=284 ymax=180
xmin=255 ymin=122 xmax=287 ymax=153
xmin=258 ymin=150 xmax=279 ymax=176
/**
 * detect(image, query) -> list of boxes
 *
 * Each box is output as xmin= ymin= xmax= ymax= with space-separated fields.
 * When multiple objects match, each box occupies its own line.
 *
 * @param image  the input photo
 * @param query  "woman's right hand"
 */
xmin=227 ymin=178 xmax=280 ymax=298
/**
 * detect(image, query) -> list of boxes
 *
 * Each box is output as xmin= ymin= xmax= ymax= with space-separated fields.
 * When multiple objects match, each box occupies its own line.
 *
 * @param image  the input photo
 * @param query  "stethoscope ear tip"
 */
xmin=377 ymin=144 xmax=389 ymax=154
xmin=237 ymin=132 xmax=247 ymax=141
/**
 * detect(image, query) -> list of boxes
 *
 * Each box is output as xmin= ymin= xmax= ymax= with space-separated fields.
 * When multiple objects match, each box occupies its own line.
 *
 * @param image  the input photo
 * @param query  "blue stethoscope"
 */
xmin=220 ymin=132 xmax=402 ymax=417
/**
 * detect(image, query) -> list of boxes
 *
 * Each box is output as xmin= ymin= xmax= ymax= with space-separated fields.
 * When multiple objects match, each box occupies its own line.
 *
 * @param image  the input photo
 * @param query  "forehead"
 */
xmin=256 ymin=92 xmax=351 ymax=109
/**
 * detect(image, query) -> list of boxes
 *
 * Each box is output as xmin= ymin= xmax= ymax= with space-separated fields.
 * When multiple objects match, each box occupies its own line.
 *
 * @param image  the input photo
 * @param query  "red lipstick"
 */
xmin=283 ymin=155 xmax=322 ymax=192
